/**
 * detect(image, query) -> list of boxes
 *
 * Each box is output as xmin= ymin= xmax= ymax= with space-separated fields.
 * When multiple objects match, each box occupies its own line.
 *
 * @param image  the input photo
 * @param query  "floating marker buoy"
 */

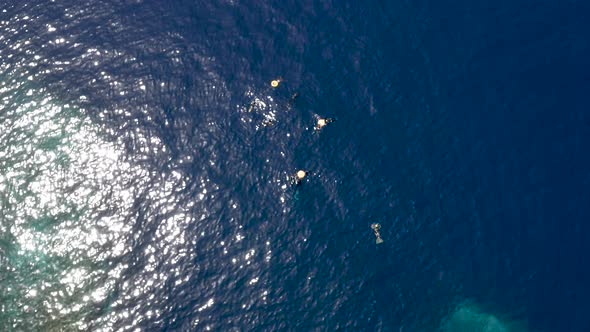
xmin=317 ymin=118 xmax=327 ymax=128
xmin=293 ymin=170 xmax=307 ymax=186
xmin=271 ymin=79 xmax=281 ymax=88
xmin=296 ymin=170 xmax=306 ymax=180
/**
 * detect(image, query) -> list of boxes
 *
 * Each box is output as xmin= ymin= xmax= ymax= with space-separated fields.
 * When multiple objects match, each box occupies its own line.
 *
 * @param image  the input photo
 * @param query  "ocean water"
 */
xmin=1 ymin=1 xmax=589 ymax=331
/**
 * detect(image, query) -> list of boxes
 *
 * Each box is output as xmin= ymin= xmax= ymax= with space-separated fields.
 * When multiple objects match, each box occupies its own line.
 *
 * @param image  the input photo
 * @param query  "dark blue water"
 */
xmin=1 ymin=1 xmax=589 ymax=331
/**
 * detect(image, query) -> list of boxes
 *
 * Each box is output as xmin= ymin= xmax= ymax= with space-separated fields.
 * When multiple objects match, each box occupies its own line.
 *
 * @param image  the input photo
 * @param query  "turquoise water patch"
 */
xmin=441 ymin=301 xmax=530 ymax=332
xmin=1 ymin=77 xmax=200 ymax=330
xmin=0 ymin=84 xmax=134 ymax=330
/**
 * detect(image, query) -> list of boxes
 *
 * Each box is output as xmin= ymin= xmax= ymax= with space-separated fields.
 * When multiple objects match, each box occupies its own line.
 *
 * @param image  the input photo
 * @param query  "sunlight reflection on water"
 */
xmin=1 ymin=2 xmax=308 ymax=330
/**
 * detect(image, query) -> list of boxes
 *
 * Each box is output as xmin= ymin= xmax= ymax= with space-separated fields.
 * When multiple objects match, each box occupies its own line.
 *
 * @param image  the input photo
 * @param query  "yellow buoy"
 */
xmin=315 ymin=117 xmax=333 ymax=130
xmin=271 ymin=79 xmax=281 ymax=88
xmin=296 ymin=170 xmax=306 ymax=180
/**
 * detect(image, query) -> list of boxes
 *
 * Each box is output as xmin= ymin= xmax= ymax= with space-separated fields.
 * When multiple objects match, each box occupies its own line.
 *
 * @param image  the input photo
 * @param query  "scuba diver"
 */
xmin=371 ymin=223 xmax=384 ymax=244
xmin=315 ymin=117 xmax=334 ymax=131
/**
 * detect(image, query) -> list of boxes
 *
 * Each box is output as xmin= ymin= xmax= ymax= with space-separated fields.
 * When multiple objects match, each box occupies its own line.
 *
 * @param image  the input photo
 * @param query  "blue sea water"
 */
xmin=1 ymin=0 xmax=589 ymax=331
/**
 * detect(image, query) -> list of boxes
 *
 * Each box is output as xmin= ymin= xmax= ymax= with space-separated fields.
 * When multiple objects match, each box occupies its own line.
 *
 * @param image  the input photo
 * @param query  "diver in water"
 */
xmin=371 ymin=223 xmax=384 ymax=244
xmin=315 ymin=117 xmax=334 ymax=131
